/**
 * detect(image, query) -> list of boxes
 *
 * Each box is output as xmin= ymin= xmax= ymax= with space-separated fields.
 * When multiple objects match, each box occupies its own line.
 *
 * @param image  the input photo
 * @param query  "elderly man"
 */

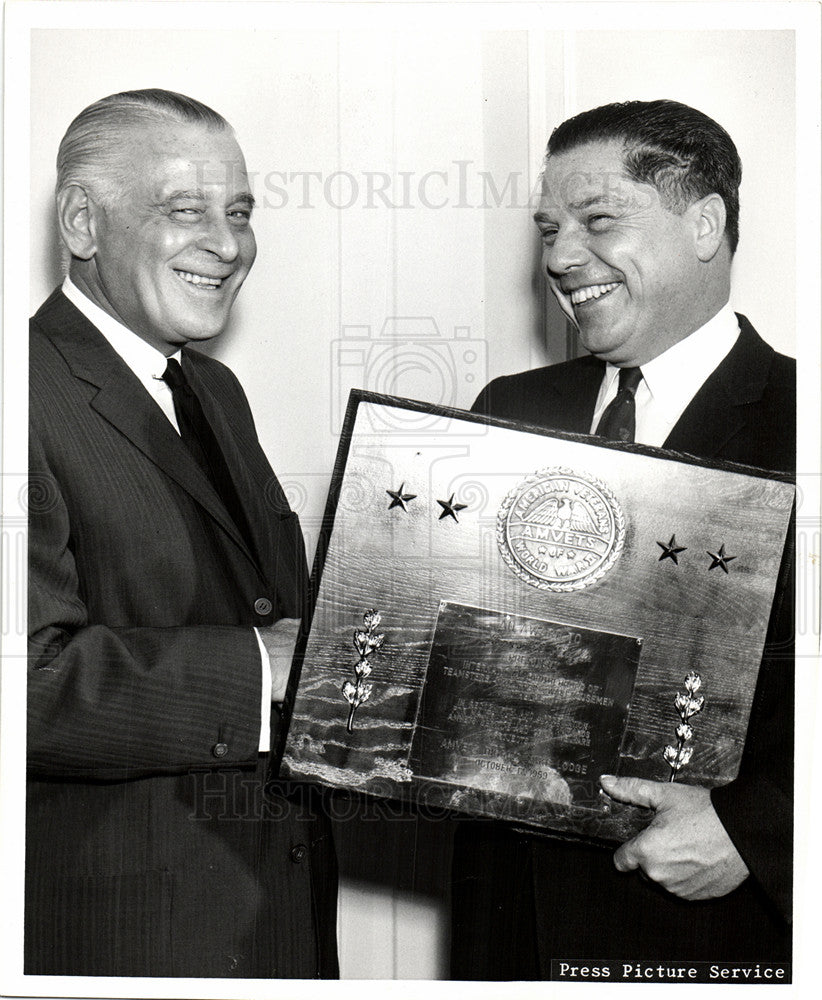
xmin=451 ymin=100 xmax=794 ymax=978
xmin=27 ymin=89 xmax=337 ymax=978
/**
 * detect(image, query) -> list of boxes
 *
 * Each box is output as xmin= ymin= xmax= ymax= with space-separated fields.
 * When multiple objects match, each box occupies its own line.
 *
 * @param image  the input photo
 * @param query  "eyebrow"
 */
xmin=533 ymin=192 xmax=625 ymax=224
xmin=233 ymin=191 xmax=256 ymax=209
xmin=159 ymin=190 xmax=256 ymax=208
xmin=160 ymin=189 xmax=205 ymax=204
xmin=568 ymin=194 xmax=618 ymax=211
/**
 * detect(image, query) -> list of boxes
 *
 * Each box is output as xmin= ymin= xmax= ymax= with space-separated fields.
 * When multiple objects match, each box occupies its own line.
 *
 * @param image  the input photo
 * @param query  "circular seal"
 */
xmin=497 ymin=467 xmax=625 ymax=591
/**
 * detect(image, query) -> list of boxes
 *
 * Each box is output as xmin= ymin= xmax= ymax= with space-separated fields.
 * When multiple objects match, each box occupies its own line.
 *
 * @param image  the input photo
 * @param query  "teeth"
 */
xmin=569 ymin=282 xmax=620 ymax=305
xmin=176 ymin=270 xmax=223 ymax=288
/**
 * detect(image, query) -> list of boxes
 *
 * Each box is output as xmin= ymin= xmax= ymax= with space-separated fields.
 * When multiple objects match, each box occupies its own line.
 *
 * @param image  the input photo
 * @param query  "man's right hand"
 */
xmin=258 ymin=618 xmax=301 ymax=703
xmin=599 ymin=775 xmax=749 ymax=900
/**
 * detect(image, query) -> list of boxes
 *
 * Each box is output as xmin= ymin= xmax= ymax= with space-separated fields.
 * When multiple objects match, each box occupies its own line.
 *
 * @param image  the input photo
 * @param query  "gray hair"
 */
xmin=56 ymin=88 xmax=230 ymax=206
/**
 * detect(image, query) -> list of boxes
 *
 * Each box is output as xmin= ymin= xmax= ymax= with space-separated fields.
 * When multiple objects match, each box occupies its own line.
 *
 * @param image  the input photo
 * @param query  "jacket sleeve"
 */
xmin=27 ymin=480 xmax=261 ymax=780
xmin=27 ymin=416 xmax=302 ymax=782
xmin=710 ymin=537 xmax=794 ymax=921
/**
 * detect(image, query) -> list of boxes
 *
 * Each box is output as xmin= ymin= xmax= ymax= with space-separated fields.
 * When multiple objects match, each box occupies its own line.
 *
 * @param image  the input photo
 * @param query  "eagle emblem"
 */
xmin=497 ymin=467 xmax=625 ymax=592
xmin=526 ymin=496 xmax=599 ymax=535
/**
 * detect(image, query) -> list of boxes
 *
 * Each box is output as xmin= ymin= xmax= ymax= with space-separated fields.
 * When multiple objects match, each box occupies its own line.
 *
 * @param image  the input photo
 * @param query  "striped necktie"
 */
xmin=595 ymin=366 xmax=643 ymax=442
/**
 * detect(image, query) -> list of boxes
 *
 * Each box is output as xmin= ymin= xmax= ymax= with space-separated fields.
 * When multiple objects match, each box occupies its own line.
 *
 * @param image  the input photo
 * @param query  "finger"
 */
xmin=613 ymin=839 xmax=640 ymax=872
xmin=274 ymin=617 xmax=301 ymax=636
xmin=600 ymin=774 xmax=666 ymax=810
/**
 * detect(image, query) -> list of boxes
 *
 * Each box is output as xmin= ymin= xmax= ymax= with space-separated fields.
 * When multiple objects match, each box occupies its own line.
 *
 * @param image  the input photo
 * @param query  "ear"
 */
xmin=692 ymin=193 xmax=727 ymax=262
xmin=56 ymin=183 xmax=99 ymax=261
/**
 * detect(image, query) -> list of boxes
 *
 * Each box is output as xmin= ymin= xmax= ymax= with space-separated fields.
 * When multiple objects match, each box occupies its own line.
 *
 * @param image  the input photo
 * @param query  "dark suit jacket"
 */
xmin=451 ymin=315 xmax=794 ymax=976
xmin=26 ymin=288 xmax=338 ymax=977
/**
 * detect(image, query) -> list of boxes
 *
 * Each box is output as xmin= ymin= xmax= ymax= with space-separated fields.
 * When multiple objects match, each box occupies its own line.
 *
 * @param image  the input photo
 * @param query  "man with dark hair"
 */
xmin=547 ymin=99 xmax=743 ymax=251
xmin=27 ymin=89 xmax=338 ymax=977
xmin=450 ymin=100 xmax=793 ymax=978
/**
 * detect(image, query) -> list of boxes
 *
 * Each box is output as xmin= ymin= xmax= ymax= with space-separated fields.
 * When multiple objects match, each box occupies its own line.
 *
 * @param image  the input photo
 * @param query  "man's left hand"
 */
xmin=599 ymin=774 xmax=749 ymax=900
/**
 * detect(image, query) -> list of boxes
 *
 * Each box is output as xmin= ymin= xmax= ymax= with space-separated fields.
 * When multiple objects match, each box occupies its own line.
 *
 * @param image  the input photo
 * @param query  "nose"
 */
xmin=197 ymin=212 xmax=240 ymax=262
xmin=543 ymin=224 xmax=590 ymax=277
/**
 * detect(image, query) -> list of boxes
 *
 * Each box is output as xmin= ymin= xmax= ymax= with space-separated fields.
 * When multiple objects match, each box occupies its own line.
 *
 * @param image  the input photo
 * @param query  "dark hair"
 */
xmin=57 ymin=89 xmax=230 ymax=204
xmin=547 ymin=100 xmax=742 ymax=253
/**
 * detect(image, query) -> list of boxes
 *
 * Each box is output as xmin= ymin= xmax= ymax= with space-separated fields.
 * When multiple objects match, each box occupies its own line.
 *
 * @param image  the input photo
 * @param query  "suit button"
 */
xmin=290 ymin=844 xmax=308 ymax=863
xmin=212 ymin=742 xmax=229 ymax=758
xmin=254 ymin=597 xmax=273 ymax=616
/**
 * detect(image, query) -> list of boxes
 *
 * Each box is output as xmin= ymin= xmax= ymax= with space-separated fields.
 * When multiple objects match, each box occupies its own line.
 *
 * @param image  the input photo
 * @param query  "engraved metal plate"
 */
xmin=410 ymin=603 xmax=642 ymax=812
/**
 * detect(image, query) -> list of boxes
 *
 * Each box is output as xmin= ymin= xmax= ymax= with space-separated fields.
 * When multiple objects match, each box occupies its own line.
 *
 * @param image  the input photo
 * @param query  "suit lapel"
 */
xmin=530 ymin=316 xmax=775 ymax=459
xmin=183 ymin=351 xmax=306 ymax=616
xmin=33 ymin=290 xmax=257 ymax=564
xmin=550 ymin=355 xmax=605 ymax=433
xmin=184 ymin=354 xmax=278 ymax=568
xmin=662 ymin=315 xmax=774 ymax=458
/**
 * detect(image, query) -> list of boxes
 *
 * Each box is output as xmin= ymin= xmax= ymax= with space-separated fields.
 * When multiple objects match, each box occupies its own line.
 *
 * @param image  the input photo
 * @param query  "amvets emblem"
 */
xmin=497 ymin=467 xmax=625 ymax=591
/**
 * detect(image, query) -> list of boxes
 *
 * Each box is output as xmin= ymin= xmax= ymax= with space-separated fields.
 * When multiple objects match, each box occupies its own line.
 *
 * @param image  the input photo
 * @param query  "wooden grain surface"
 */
xmin=281 ymin=400 xmax=794 ymax=842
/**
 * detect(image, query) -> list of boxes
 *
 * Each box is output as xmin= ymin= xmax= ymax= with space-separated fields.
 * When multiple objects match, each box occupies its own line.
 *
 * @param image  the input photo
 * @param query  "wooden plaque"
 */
xmin=276 ymin=391 xmax=794 ymax=842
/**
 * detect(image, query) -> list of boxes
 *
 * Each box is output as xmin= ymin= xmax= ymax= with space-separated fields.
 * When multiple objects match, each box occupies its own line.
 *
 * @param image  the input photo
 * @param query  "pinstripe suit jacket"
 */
xmin=26 ymin=288 xmax=337 ymax=977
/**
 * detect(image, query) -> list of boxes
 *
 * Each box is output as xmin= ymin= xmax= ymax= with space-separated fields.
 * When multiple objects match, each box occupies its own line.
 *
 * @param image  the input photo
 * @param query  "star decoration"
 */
xmin=437 ymin=493 xmax=467 ymax=522
xmin=657 ymin=534 xmax=687 ymax=564
xmin=386 ymin=483 xmax=417 ymax=511
xmin=707 ymin=544 xmax=736 ymax=574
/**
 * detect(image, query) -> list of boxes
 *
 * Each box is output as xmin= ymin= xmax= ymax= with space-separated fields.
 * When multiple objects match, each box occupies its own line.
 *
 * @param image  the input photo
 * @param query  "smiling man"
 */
xmin=27 ymin=90 xmax=338 ymax=978
xmin=451 ymin=100 xmax=794 ymax=978
xmin=537 ymin=140 xmax=730 ymax=367
xmin=61 ymin=118 xmax=257 ymax=350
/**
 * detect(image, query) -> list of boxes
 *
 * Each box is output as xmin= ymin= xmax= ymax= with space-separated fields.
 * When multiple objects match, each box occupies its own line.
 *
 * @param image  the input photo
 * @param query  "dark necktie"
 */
xmin=595 ymin=366 xmax=643 ymax=443
xmin=162 ymin=358 xmax=255 ymax=553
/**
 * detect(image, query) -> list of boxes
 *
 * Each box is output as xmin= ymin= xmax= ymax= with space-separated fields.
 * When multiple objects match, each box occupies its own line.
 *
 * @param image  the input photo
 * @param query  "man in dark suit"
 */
xmin=450 ymin=100 xmax=794 ymax=978
xmin=27 ymin=89 xmax=338 ymax=978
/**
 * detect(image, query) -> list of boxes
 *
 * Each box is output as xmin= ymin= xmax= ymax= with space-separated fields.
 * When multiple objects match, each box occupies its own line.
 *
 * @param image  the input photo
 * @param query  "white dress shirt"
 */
xmin=62 ymin=276 xmax=182 ymax=430
xmin=62 ymin=277 xmax=272 ymax=750
xmin=589 ymin=304 xmax=740 ymax=447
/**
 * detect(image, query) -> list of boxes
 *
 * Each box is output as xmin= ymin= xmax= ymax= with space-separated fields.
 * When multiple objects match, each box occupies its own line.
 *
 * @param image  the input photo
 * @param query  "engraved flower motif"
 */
xmin=684 ymin=671 xmax=702 ymax=694
xmin=664 ymin=671 xmax=705 ymax=781
xmin=342 ymin=610 xmax=385 ymax=731
xmin=354 ymin=627 xmax=385 ymax=656
xmin=674 ymin=691 xmax=704 ymax=719
xmin=663 ymin=744 xmax=694 ymax=771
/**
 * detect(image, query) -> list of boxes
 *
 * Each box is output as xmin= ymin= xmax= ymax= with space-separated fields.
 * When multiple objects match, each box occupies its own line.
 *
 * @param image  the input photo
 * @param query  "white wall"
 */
xmin=28 ymin=24 xmax=797 ymax=981
xmin=567 ymin=29 xmax=796 ymax=352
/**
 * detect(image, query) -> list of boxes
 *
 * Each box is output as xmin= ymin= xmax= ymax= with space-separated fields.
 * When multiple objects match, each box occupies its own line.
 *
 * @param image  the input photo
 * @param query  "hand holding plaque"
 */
xmin=603 ymin=776 xmax=750 ymax=899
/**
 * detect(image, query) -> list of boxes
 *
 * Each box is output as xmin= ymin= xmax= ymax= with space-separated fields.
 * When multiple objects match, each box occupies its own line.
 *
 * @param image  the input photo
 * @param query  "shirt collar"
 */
xmin=62 ymin=276 xmax=181 ymax=380
xmin=603 ymin=304 xmax=740 ymax=414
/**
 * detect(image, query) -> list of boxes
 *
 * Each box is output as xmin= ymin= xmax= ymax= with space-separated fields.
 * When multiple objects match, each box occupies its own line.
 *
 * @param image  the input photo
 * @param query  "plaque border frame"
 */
xmin=272 ymin=389 xmax=795 ymax=841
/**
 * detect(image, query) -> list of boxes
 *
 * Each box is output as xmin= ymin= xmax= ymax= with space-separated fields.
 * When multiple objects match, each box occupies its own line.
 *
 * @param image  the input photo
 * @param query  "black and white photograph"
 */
xmin=1 ymin=0 xmax=820 ymax=995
